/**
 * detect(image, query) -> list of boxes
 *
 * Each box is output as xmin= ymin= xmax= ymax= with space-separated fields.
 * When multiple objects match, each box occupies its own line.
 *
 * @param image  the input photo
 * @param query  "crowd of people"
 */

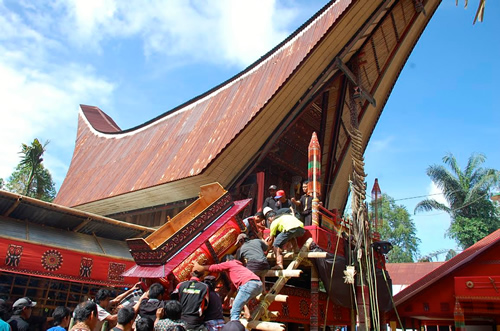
xmin=0 ymin=183 xmax=312 ymax=331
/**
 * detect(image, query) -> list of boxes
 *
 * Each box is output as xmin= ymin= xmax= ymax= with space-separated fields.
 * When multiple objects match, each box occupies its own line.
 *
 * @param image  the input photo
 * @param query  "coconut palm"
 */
xmin=415 ymin=153 xmax=500 ymax=248
xmin=19 ymin=138 xmax=49 ymax=195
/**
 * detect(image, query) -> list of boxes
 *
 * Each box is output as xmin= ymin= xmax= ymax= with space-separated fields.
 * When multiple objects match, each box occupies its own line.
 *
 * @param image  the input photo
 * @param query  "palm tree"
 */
xmin=415 ymin=153 xmax=500 ymax=248
xmin=19 ymin=139 xmax=49 ymax=195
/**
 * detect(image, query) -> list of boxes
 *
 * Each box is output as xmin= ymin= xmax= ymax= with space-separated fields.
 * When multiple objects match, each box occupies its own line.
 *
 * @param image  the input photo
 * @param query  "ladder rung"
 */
xmin=266 ymin=269 xmax=302 ymax=277
xmin=241 ymin=319 xmax=285 ymax=331
xmin=256 ymin=293 xmax=288 ymax=303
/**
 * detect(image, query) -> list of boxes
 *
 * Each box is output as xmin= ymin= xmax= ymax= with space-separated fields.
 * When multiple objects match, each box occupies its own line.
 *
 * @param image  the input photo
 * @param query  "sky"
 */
xmin=0 ymin=0 xmax=498 ymax=259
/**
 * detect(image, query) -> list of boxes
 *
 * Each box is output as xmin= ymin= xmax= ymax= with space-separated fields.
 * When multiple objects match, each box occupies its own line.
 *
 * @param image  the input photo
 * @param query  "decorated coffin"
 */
xmin=124 ymin=183 xmax=250 ymax=283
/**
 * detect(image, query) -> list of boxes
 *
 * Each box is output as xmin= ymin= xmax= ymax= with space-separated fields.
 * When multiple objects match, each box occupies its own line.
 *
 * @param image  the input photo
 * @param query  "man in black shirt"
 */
xmin=262 ymin=185 xmax=278 ymax=212
xmin=139 ymin=283 xmax=166 ymax=322
xmin=176 ymin=271 xmax=209 ymax=331
xmin=234 ymin=233 xmax=269 ymax=290
xmin=7 ymin=297 xmax=36 ymax=331
xmin=274 ymin=190 xmax=297 ymax=217
xmin=202 ymin=276 xmax=223 ymax=331
xmin=292 ymin=181 xmax=313 ymax=225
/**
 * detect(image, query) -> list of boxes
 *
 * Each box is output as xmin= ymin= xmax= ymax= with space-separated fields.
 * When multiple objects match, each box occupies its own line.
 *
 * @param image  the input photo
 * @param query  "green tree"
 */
xmin=372 ymin=193 xmax=420 ymax=262
xmin=414 ymin=153 xmax=500 ymax=249
xmin=19 ymin=138 xmax=49 ymax=195
xmin=5 ymin=139 xmax=56 ymax=202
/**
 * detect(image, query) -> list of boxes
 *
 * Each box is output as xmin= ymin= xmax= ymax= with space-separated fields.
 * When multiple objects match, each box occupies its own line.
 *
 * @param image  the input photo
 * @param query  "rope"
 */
xmin=322 ymin=229 xmax=342 ymax=331
xmin=382 ymin=268 xmax=404 ymax=329
xmin=367 ymin=246 xmax=380 ymax=331
xmin=358 ymin=249 xmax=370 ymax=330
xmin=363 ymin=243 xmax=375 ymax=330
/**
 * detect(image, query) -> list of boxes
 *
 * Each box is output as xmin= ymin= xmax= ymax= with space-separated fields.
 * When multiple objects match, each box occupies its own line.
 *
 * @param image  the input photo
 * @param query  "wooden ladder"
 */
xmin=241 ymin=238 xmax=315 ymax=331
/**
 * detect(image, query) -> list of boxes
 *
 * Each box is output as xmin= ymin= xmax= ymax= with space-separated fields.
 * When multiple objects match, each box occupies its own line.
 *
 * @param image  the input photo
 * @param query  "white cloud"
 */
xmin=25 ymin=0 xmax=300 ymax=67
xmin=368 ymin=136 xmax=395 ymax=153
xmin=0 ymin=0 xmax=309 ymax=188
xmin=0 ymin=2 xmax=114 ymax=185
xmin=0 ymin=58 xmax=115 ymax=184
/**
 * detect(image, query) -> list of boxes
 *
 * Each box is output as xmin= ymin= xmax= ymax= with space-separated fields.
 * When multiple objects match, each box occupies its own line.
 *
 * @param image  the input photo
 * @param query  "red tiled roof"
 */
xmin=394 ymin=228 xmax=500 ymax=305
xmin=55 ymin=0 xmax=354 ymax=209
xmin=386 ymin=262 xmax=444 ymax=286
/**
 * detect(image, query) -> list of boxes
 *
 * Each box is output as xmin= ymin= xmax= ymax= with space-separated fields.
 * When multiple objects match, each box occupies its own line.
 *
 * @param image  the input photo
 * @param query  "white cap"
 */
xmin=263 ymin=207 xmax=273 ymax=216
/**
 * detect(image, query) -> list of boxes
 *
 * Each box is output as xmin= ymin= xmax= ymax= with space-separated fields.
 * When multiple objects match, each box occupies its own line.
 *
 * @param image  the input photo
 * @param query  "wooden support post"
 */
xmin=310 ymin=266 xmax=319 ymax=331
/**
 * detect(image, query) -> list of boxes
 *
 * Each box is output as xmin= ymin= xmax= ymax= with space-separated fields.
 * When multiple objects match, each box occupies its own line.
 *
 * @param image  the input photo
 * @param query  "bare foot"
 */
xmin=243 ymin=305 xmax=251 ymax=319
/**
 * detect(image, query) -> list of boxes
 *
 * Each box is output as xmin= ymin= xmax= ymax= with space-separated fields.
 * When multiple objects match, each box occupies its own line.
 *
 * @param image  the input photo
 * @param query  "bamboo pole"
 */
xmin=240 ymin=319 xmax=285 ymax=331
xmin=265 ymin=270 xmax=302 ymax=277
xmin=256 ymin=294 xmax=288 ymax=303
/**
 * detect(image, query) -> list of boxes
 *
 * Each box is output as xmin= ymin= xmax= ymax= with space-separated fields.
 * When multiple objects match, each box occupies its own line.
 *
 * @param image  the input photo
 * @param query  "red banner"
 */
xmin=0 ymin=237 xmax=137 ymax=286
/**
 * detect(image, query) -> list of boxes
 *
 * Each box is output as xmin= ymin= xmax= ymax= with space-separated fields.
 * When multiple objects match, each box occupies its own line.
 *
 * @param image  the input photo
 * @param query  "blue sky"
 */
xmin=0 ymin=0 xmax=498 ymax=259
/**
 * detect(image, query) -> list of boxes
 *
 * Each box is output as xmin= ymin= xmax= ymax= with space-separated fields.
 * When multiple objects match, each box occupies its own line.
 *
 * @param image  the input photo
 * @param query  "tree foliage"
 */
xmin=418 ymin=249 xmax=457 ymax=262
xmin=372 ymin=193 xmax=420 ymax=263
xmin=19 ymin=138 xmax=49 ymax=195
xmin=5 ymin=139 xmax=56 ymax=202
xmin=415 ymin=153 xmax=500 ymax=249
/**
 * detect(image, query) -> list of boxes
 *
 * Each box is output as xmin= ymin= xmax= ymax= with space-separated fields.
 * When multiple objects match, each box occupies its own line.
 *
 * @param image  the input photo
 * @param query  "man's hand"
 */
xmin=192 ymin=261 xmax=205 ymax=273
xmin=156 ymin=308 xmax=164 ymax=319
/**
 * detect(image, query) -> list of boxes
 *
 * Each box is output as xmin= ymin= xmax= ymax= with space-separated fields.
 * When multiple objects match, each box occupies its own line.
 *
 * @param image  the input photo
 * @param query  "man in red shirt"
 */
xmin=193 ymin=255 xmax=262 ymax=321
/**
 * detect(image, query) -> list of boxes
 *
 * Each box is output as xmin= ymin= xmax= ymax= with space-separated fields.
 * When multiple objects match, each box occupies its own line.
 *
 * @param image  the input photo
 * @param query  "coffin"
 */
xmin=124 ymin=183 xmax=250 ymax=283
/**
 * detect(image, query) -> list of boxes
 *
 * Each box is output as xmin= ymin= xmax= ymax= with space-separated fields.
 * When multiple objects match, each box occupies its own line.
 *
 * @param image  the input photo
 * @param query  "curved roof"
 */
xmin=55 ymin=0 xmax=354 ymax=212
xmin=55 ymin=0 xmax=441 ymax=215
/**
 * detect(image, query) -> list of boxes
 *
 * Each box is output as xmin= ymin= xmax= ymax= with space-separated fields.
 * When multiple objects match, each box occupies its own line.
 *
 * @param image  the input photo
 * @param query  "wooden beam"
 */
xmin=93 ymin=232 xmax=106 ymax=255
xmin=323 ymin=75 xmax=347 ymax=206
xmin=335 ymin=58 xmax=376 ymax=106
xmin=4 ymin=197 xmax=22 ymax=217
xmin=73 ymin=217 xmax=92 ymax=233
xmin=338 ymin=0 xmax=395 ymax=60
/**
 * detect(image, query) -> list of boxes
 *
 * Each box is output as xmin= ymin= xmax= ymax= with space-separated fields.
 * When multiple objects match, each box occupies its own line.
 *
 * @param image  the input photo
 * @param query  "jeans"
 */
xmin=230 ymin=280 xmax=263 ymax=320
